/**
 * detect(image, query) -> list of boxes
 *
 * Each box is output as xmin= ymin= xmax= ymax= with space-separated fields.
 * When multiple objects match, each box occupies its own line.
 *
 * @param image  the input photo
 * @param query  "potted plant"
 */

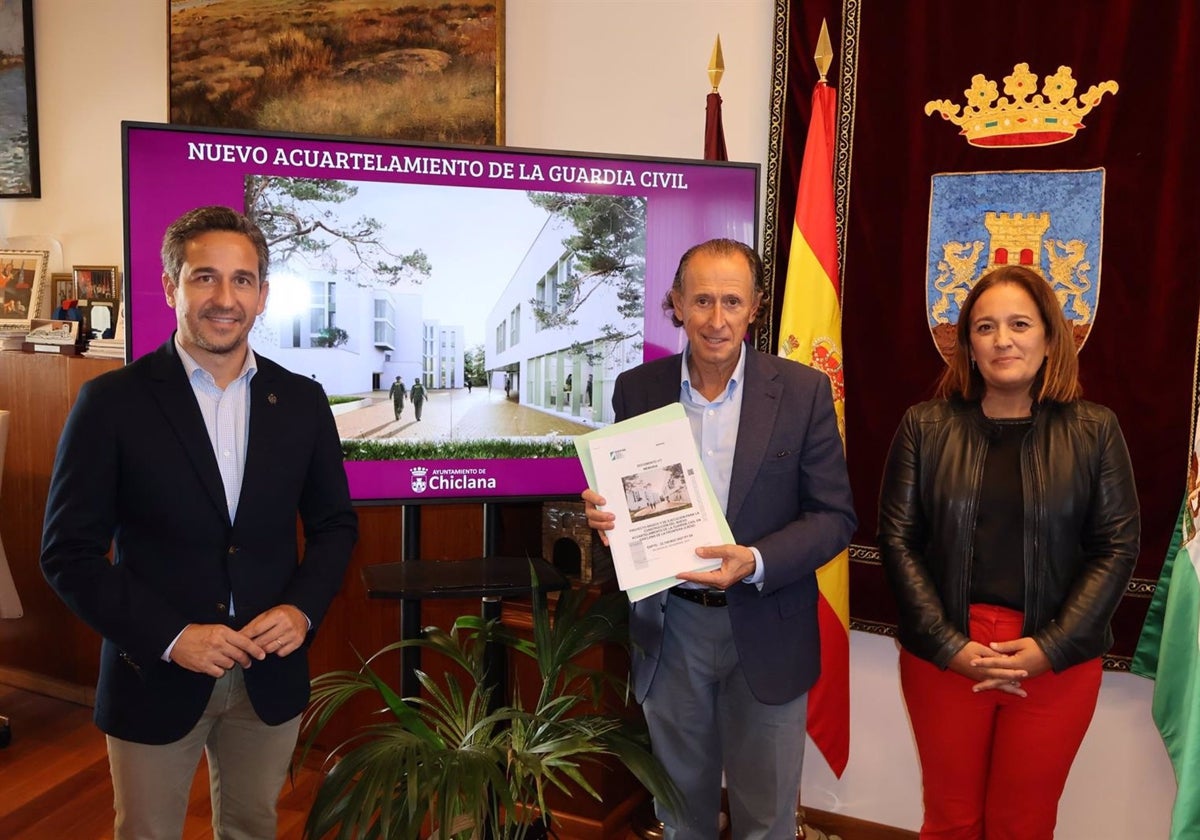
xmin=299 ymin=575 xmax=678 ymax=839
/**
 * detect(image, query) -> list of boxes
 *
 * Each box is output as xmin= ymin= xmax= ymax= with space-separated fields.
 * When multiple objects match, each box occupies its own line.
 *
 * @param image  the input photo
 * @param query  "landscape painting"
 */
xmin=0 ymin=0 xmax=39 ymax=198
xmin=169 ymin=0 xmax=503 ymax=145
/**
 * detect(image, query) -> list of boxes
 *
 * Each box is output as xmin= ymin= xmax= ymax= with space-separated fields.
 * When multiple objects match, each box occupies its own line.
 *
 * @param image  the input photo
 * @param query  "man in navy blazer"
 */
xmin=42 ymin=206 xmax=358 ymax=839
xmin=585 ymin=239 xmax=856 ymax=839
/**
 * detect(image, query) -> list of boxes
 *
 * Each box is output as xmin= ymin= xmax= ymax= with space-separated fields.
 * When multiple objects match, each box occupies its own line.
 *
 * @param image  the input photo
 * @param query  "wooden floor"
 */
xmin=0 ymin=684 xmax=910 ymax=840
xmin=0 ymin=684 xmax=644 ymax=840
xmin=0 ymin=684 xmax=323 ymax=839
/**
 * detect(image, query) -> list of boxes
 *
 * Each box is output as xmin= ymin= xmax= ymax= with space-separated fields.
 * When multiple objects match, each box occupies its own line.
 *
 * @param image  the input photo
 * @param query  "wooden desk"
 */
xmin=0 ymin=352 xmax=122 ymax=699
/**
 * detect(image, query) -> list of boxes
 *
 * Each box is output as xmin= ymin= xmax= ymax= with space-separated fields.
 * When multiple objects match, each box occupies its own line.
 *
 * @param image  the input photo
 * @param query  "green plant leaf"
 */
xmin=303 ymin=574 xmax=670 ymax=840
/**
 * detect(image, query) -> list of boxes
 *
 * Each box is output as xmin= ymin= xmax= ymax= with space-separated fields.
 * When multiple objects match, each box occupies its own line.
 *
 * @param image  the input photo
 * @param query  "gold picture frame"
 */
xmin=72 ymin=265 xmax=119 ymax=303
xmin=0 ymin=249 xmax=50 ymax=331
xmin=168 ymin=0 xmax=505 ymax=145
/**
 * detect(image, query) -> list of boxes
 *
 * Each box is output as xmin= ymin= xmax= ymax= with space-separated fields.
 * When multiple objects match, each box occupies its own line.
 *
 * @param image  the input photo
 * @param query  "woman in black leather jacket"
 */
xmin=878 ymin=265 xmax=1139 ymax=840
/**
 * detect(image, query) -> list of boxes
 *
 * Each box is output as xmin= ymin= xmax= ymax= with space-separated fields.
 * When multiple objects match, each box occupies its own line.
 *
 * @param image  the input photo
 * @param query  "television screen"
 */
xmin=123 ymin=122 xmax=759 ymax=502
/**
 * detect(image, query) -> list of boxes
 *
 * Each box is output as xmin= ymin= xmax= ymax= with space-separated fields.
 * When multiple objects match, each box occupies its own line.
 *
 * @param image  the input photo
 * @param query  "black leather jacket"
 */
xmin=878 ymin=398 xmax=1140 ymax=672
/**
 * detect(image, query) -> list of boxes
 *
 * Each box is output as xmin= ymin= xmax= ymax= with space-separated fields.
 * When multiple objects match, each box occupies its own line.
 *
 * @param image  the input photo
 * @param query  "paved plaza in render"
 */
xmin=333 ymin=386 xmax=598 ymax=441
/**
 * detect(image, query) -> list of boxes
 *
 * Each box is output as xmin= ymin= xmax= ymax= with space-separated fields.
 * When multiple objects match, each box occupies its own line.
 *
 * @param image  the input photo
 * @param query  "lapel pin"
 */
xmin=268 ymin=393 xmax=277 ymax=405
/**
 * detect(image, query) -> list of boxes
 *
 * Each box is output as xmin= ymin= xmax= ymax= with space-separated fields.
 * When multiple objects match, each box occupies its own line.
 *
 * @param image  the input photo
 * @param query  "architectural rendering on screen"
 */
xmin=244 ymin=175 xmax=647 ymax=463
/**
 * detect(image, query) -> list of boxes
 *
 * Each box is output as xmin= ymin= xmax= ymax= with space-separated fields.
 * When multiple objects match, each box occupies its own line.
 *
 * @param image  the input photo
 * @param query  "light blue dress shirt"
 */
xmin=176 ymin=338 xmax=257 ymax=525
xmin=678 ymin=343 xmax=765 ymax=587
xmin=162 ymin=339 xmax=257 ymax=660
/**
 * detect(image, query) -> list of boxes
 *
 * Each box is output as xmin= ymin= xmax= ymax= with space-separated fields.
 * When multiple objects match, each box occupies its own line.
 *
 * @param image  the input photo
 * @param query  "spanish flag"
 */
xmin=778 ymin=78 xmax=850 ymax=777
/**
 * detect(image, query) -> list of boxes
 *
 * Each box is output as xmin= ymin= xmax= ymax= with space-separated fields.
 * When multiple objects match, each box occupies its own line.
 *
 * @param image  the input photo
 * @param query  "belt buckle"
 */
xmin=701 ymin=589 xmax=725 ymax=607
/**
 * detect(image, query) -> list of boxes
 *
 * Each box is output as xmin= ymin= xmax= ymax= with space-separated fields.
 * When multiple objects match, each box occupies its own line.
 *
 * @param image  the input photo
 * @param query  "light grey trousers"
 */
xmin=642 ymin=595 xmax=807 ymax=840
xmin=107 ymin=666 xmax=302 ymax=840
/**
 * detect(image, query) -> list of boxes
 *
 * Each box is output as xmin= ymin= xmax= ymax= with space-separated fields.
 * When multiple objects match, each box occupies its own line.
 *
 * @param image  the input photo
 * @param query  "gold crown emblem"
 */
xmin=925 ymin=63 xmax=1118 ymax=148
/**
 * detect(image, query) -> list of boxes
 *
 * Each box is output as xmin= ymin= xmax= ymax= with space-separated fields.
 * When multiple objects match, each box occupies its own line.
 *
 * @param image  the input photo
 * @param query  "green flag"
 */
xmin=1133 ymin=504 xmax=1188 ymax=679
xmin=1133 ymin=502 xmax=1200 ymax=838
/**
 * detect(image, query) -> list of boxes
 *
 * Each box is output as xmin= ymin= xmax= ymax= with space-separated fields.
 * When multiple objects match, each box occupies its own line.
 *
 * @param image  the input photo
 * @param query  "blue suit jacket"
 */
xmin=616 ymin=349 xmax=856 ymax=705
xmin=42 ymin=338 xmax=358 ymax=744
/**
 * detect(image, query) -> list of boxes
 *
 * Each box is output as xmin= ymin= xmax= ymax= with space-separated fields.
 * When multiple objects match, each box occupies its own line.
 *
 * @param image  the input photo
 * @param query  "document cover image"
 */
xmin=574 ymin=403 xmax=732 ymax=599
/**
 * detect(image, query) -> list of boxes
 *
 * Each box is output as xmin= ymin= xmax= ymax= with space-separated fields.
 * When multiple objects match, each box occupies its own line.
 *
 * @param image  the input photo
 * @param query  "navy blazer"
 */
xmin=617 ymin=349 xmax=856 ymax=705
xmin=42 ymin=338 xmax=358 ymax=744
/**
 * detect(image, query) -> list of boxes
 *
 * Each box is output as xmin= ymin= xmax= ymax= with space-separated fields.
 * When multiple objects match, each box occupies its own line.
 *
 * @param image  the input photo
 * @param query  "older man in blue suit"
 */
xmin=42 ymin=206 xmax=358 ymax=839
xmin=585 ymin=239 xmax=856 ymax=839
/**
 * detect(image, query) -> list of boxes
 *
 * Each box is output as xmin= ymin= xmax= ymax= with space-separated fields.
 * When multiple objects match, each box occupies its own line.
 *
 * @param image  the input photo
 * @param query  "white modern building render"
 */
xmin=423 ymin=320 xmax=464 ymax=389
xmin=485 ymin=215 xmax=641 ymax=426
xmin=252 ymin=269 xmax=450 ymax=396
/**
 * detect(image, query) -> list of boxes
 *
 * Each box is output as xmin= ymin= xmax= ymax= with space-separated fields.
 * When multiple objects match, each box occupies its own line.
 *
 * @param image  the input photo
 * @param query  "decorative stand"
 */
xmin=363 ymin=554 xmax=567 ymax=703
xmin=362 ymin=502 xmax=568 ymax=705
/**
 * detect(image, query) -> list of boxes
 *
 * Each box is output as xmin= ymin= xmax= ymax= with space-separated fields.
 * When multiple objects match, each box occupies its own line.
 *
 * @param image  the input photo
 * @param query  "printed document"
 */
xmin=574 ymin=403 xmax=733 ymax=601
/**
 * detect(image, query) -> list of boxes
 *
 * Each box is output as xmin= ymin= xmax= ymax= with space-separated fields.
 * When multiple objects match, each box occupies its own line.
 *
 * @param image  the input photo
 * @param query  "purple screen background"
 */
xmin=123 ymin=123 xmax=758 ymax=501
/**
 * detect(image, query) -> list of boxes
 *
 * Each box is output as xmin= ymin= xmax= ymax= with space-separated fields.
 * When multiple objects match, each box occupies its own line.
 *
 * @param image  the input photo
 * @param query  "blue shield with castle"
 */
xmin=925 ymin=168 xmax=1104 ymax=361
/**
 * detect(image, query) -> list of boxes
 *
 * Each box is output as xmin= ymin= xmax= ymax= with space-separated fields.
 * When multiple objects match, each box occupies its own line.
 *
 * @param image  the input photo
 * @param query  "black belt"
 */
xmin=669 ymin=586 xmax=727 ymax=607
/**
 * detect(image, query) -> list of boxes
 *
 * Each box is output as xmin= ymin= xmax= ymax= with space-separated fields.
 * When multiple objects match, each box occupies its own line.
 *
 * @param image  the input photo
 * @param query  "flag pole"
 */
xmin=778 ymin=20 xmax=849 ymax=838
xmin=815 ymin=19 xmax=832 ymax=82
xmin=703 ymin=35 xmax=728 ymax=161
xmin=708 ymin=34 xmax=725 ymax=91
xmin=789 ymin=25 xmax=847 ymax=836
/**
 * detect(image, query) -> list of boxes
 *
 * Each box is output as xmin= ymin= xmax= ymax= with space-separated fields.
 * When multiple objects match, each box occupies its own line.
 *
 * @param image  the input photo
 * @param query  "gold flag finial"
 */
xmin=708 ymin=35 xmax=725 ymax=92
xmin=814 ymin=20 xmax=833 ymax=82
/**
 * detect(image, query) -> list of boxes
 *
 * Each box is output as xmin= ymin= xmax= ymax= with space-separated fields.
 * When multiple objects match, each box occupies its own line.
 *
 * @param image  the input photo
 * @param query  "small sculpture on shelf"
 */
xmin=24 ymin=318 xmax=80 ymax=349
xmin=541 ymin=500 xmax=614 ymax=584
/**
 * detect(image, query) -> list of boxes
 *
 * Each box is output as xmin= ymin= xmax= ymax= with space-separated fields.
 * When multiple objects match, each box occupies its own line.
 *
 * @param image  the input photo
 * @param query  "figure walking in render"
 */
xmin=389 ymin=376 xmax=406 ymax=420
xmin=410 ymin=379 xmax=427 ymax=421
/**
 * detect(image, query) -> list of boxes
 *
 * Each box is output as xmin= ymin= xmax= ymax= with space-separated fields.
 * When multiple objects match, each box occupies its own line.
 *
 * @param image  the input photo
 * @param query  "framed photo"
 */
xmin=83 ymin=299 xmax=118 ymax=340
xmin=51 ymin=272 xmax=76 ymax=310
xmin=0 ymin=0 xmax=41 ymax=198
xmin=168 ymin=0 xmax=504 ymax=145
xmin=73 ymin=265 xmax=119 ymax=303
xmin=0 ymin=249 xmax=49 ymax=331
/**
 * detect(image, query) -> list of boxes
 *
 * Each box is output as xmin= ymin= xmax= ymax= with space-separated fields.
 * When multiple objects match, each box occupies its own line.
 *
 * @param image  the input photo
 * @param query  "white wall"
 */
xmin=0 ymin=1 xmax=1177 ymax=836
xmin=504 ymin=1 xmax=772 ymax=165
xmin=0 ymin=0 xmax=165 ymax=267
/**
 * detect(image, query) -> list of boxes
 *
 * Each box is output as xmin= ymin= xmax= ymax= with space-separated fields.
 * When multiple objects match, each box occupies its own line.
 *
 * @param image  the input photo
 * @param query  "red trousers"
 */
xmin=899 ymin=604 xmax=1102 ymax=840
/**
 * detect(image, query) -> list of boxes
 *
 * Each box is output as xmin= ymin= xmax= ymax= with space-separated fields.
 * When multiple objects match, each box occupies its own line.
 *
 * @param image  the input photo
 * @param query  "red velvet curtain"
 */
xmin=767 ymin=0 xmax=1200 ymax=661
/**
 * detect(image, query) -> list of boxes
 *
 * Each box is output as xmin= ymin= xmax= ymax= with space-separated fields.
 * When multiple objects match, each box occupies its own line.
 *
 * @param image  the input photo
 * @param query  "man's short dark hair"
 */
xmin=661 ymin=238 xmax=766 ymax=327
xmin=161 ymin=205 xmax=270 ymax=284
